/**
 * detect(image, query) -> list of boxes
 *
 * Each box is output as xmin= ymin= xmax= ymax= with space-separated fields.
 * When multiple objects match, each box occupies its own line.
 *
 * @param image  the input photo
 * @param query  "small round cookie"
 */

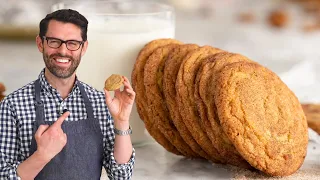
xmin=214 ymin=62 xmax=308 ymax=176
xmin=195 ymin=52 xmax=252 ymax=168
xmin=0 ymin=83 xmax=5 ymax=93
xmin=144 ymin=44 xmax=199 ymax=158
xmin=0 ymin=95 xmax=4 ymax=102
xmin=104 ymin=74 xmax=123 ymax=91
xmin=163 ymin=44 xmax=212 ymax=159
xmin=132 ymin=38 xmax=183 ymax=155
xmin=176 ymin=45 xmax=224 ymax=163
xmin=302 ymin=103 xmax=320 ymax=134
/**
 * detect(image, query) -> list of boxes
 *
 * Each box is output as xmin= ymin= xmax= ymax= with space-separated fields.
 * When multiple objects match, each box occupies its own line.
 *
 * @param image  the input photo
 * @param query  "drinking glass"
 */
xmin=52 ymin=0 xmax=175 ymax=144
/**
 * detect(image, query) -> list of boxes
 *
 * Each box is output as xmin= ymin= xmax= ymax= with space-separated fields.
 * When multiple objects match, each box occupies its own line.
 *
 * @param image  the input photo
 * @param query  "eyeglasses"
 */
xmin=43 ymin=36 xmax=84 ymax=51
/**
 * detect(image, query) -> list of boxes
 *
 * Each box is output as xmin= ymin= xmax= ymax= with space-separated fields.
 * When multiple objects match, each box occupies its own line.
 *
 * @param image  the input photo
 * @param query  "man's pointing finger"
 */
xmin=54 ymin=111 xmax=70 ymax=127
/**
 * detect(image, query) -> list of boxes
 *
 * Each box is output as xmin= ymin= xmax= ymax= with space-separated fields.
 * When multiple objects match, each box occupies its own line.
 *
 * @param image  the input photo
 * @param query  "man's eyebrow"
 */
xmin=46 ymin=36 xmax=83 ymax=42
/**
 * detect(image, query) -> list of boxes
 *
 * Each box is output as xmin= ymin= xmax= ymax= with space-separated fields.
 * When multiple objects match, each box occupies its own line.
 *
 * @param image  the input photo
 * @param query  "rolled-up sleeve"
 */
xmin=102 ymin=113 xmax=135 ymax=180
xmin=0 ymin=99 xmax=21 ymax=180
xmin=104 ymin=148 xmax=135 ymax=180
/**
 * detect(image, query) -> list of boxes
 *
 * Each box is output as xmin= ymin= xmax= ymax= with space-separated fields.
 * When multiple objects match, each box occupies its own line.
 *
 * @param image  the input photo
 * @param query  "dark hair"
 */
xmin=39 ymin=9 xmax=88 ymax=41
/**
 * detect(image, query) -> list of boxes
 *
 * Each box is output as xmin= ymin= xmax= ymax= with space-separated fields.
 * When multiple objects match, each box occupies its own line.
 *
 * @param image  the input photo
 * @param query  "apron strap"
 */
xmin=77 ymin=82 xmax=94 ymax=119
xmin=34 ymin=79 xmax=45 ymax=125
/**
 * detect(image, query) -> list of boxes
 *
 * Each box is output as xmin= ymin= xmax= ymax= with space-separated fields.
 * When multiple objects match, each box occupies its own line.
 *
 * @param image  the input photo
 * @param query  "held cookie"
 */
xmin=195 ymin=52 xmax=252 ymax=168
xmin=302 ymin=103 xmax=320 ymax=134
xmin=144 ymin=44 xmax=199 ymax=158
xmin=104 ymin=74 xmax=124 ymax=91
xmin=132 ymin=38 xmax=183 ymax=155
xmin=214 ymin=62 xmax=308 ymax=176
xmin=176 ymin=46 xmax=224 ymax=163
xmin=163 ymin=44 xmax=212 ymax=159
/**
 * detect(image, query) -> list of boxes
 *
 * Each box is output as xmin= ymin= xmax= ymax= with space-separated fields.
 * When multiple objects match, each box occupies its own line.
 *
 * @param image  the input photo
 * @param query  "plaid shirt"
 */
xmin=0 ymin=69 xmax=135 ymax=180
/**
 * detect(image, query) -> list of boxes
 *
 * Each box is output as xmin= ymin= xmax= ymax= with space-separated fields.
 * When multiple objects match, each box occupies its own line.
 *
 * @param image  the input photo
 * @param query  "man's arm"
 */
xmin=113 ymin=120 xmax=133 ymax=164
xmin=102 ymin=118 xmax=135 ymax=180
xmin=0 ymin=99 xmax=69 ymax=179
xmin=0 ymin=99 xmax=22 ymax=179
xmin=16 ymin=151 xmax=50 ymax=180
xmin=103 ymin=76 xmax=136 ymax=179
xmin=17 ymin=112 xmax=69 ymax=179
xmin=0 ymin=101 xmax=49 ymax=180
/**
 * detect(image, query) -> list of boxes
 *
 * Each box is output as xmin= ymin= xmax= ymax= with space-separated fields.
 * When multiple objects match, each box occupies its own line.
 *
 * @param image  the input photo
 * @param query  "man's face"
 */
xmin=36 ymin=20 xmax=88 ymax=79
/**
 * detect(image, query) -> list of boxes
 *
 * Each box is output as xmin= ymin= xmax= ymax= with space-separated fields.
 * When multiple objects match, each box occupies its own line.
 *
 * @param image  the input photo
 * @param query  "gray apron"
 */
xmin=30 ymin=79 xmax=104 ymax=180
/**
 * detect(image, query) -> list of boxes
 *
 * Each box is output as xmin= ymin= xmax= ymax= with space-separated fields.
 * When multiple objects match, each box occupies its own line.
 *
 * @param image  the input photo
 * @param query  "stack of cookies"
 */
xmin=0 ymin=82 xmax=5 ymax=101
xmin=131 ymin=39 xmax=308 ymax=177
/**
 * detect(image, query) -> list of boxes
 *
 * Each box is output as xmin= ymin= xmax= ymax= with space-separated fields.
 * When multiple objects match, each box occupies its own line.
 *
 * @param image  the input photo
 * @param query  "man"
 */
xmin=0 ymin=9 xmax=135 ymax=179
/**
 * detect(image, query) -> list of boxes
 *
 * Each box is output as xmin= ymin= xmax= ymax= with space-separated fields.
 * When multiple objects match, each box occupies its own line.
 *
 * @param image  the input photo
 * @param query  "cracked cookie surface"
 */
xmin=144 ymin=44 xmax=199 ymax=157
xmin=163 ymin=44 xmax=209 ymax=158
xmin=132 ymin=38 xmax=183 ymax=155
xmin=214 ymin=62 xmax=308 ymax=176
xmin=302 ymin=103 xmax=320 ymax=134
xmin=195 ymin=52 xmax=252 ymax=168
xmin=176 ymin=46 xmax=224 ymax=163
xmin=104 ymin=74 xmax=123 ymax=91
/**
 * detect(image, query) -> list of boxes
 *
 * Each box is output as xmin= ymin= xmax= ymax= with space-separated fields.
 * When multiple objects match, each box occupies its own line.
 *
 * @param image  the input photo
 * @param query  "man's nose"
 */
xmin=57 ymin=42 xmax=68 ymax=55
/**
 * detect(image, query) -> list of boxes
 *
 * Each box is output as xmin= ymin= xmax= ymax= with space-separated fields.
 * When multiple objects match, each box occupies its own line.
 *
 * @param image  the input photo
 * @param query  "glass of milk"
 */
xmin=52 ymin=0 xmax=175 ymax=145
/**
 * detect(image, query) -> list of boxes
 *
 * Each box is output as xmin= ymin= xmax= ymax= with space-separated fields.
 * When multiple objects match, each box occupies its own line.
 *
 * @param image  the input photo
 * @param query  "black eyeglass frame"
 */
xmin=42 ymin=36 xmax=84 ymax=51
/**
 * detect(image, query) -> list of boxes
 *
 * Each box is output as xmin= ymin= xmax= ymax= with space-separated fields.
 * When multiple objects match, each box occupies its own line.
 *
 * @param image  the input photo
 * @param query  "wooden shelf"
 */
xmin=0 ymin=25 xmax=38 ymax=41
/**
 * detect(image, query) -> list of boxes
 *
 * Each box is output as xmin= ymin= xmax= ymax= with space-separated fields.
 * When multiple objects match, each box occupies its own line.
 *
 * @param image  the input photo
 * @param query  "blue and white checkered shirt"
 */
xmin=0 ymin=69 xmax=135 ymax=180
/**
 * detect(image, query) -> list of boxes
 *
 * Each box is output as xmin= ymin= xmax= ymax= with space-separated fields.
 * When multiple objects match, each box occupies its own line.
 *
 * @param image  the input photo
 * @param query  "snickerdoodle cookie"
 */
xmin=0 ymin=83 xmax=5 ymax=102
xmin=302 ymin=103 xmax=320 ymax=134
xmin=0 ymin=83 xmax=5 ymax=93
xmin=214 ymin=62 xmax=308 ymax=176
xmin=104 ymin=74 xmax=123 ymax=91
xmin=195 ymin=52 xmax=252 ymax=168
xmin=132 ymin=38 xmax=183 ymax=155
xmin=176 ymin=46 xmax=224 ymax=163
xmin=163 ymin=44 xmax=212 ymax=159
xmin=0 ymin=95 xmax=4 ymax=102
xmin=144 ymin=44 xmax=199 ymax=157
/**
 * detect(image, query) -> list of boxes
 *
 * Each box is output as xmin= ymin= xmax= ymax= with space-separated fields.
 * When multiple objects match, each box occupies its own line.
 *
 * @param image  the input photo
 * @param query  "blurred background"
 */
xmin=1 ymin=0 xmax=320 ymax=101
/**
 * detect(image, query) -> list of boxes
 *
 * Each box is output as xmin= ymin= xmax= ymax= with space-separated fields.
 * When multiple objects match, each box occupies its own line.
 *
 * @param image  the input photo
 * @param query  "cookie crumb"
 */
xmin=302 ymin=22 xmax=320 ymax=32
xmin=238 ymin=12 xmax=255 ymax=23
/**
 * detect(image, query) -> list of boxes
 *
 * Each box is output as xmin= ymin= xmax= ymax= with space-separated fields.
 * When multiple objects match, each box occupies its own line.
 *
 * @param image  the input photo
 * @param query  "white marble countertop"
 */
xmin=99 ymin=139 xmax=320 ymax=180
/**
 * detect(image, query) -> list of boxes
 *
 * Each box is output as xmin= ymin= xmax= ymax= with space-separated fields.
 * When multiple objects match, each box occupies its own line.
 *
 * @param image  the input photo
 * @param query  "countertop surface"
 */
xmin=100 ymin=138 xmax=320 ymax=180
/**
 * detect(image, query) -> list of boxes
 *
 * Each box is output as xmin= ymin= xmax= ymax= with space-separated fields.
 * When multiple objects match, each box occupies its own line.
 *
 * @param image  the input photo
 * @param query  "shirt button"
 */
xmin=59 ymin=101 xmax=66 ymax=115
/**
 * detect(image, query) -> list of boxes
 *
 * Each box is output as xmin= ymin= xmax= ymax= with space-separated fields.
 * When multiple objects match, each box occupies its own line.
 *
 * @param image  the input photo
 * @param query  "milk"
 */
xmin=77 ymin=18 xmax=175 ymax=144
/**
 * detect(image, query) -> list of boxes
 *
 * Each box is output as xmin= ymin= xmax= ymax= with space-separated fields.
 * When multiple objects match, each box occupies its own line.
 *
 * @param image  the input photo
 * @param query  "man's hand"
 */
xmin=104 ymin=76 xmax=135 ymax=124
xmin=34 ymin=111 xmax=69 ymax=163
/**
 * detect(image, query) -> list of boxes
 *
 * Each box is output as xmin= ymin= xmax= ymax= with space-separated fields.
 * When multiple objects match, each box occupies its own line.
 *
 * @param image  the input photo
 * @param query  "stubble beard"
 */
xmin=43 ymin=49 xmax=81 ymax=79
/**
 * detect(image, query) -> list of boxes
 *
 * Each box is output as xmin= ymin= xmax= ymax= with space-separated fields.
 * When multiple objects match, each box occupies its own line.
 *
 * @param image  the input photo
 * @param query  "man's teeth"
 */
xmin=56 ymin=59 xmax=69 ymax=63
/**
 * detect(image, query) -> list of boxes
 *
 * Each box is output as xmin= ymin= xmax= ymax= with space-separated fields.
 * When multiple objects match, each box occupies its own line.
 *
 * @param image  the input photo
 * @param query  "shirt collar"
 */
xmin=38 ymin=68 xmax=81 ymax=98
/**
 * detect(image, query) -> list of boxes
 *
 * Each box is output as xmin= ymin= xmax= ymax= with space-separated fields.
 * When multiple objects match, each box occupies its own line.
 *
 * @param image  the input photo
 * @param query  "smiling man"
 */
xmin=0 ymin=9 xmax=135 ymax=180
